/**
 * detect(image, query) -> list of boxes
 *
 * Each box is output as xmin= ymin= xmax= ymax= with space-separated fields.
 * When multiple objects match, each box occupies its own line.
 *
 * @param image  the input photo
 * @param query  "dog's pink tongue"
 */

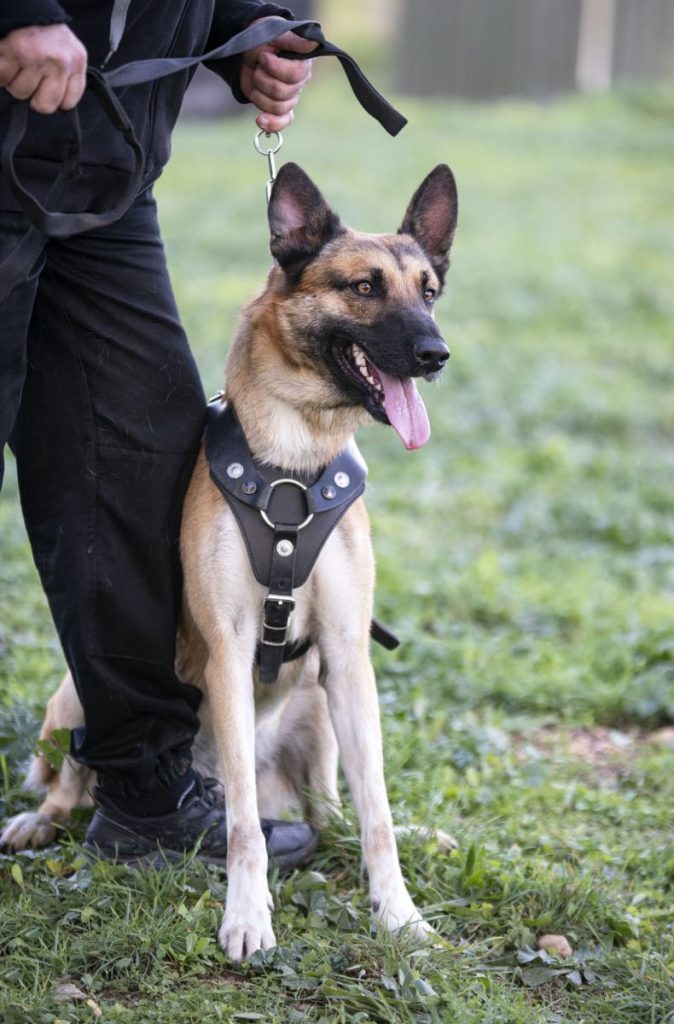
xmin=377 ymin=369 xmax=431 ymax=450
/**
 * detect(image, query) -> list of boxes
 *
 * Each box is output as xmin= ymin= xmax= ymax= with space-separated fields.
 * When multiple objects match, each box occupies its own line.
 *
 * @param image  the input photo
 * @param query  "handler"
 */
xmin=0 ymin=1 xmax=318 ymax=867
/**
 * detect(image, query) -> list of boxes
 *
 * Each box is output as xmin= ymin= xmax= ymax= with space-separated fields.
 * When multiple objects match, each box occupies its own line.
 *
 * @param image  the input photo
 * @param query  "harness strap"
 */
xmin=259 ymin=523 xmax=300 ymax=683
xmin=371 ymin=618 xmax=400 ymax=651
xmin=254 ymin=619 xmax=399 ymax=678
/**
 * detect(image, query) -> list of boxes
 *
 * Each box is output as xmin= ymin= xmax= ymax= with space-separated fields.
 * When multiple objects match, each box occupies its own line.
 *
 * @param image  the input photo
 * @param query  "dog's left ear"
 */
xmin=398 ymin=164 xmax=458 ymax=284
xmin=268 ymin=163 xmax=343 ymax=279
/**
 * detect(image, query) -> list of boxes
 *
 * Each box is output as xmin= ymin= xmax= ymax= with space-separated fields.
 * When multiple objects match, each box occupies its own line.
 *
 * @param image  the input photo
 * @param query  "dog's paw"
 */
xmin=400 ymin=915 xmax=436 ymax=943
xmin=218 ymin=890 xmax=276 ymax=961
xmin=372 ymin=892 xmax=435 ymax=943
xmin=0 ymin=812 xmax=56 ymax=851
xmin=393 ymin=824 xmax=459 ymax=852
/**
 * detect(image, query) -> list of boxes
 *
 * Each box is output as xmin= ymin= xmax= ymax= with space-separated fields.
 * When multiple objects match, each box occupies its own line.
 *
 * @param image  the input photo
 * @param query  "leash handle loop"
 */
xmin=0 ymin=67 xmax=143 ymax=238
xmin=277 ymin=23 xmax=407 ymax=137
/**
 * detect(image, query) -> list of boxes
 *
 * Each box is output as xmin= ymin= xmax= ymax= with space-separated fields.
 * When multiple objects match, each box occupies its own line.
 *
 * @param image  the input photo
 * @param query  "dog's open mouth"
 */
xmin=335 ymin=343 xmax=431 ymax=450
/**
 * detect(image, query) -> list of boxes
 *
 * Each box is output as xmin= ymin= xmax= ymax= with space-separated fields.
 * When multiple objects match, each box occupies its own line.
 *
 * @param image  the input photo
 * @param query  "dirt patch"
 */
xmin=513 ymin=724 xmax=673 ymax=779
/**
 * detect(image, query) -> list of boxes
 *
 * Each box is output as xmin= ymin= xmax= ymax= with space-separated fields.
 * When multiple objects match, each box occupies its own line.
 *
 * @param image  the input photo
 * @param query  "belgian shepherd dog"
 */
xmin=2 ymin=162 xmax=458 ymax=960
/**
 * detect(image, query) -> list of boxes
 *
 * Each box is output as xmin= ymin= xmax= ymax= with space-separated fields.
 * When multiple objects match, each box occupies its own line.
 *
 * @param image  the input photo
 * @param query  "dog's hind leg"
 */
xmin=1 ymin=672 xmax=94 ymax=851
xmin=282 ymin=656 xmax=341 ymax=823
xmin=303 ymin=686 xmax=340 ymax=823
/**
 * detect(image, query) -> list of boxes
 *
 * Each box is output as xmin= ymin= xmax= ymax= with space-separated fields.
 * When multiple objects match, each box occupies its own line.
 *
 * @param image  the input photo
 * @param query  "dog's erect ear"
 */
xmin=268 ymin=163 xmax=343 ymax=278
xmin=398 ymin=164 xmax=458 ymax=284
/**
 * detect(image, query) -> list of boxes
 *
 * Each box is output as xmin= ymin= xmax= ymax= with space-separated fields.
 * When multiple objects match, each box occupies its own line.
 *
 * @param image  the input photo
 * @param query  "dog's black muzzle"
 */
xmin=414 ymin=332 xmax=450 ymax=376
xmin=366 ymin=312 xmax=450 ymax=379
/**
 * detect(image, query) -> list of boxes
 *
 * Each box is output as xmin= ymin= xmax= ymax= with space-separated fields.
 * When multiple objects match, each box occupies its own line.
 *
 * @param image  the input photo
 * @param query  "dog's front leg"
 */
xmin=321 ymin=643 xmax=433 ymax=941
xmin=205 ymin=635 xmax=275 ymax=961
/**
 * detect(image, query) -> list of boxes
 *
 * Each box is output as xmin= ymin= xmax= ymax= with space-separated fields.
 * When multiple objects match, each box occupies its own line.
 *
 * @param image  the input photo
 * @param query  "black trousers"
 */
xmin=0 ymin=191 xmax=206 ymax=795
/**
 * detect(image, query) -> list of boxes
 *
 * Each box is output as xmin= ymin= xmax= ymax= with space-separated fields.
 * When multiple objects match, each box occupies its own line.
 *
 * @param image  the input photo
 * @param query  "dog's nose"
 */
xmin=414 ymin=335 xmax=450 ymax=374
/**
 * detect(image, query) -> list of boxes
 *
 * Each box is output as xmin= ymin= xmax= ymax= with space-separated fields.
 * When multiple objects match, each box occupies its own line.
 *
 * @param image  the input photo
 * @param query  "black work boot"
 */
xmin=83 ymin=773 xmax=318 ymax=874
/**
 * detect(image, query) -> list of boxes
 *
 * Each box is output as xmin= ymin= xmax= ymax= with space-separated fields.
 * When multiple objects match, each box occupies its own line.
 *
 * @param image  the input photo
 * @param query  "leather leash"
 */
xmin=0 ymin=17 xmax=406 ymax=300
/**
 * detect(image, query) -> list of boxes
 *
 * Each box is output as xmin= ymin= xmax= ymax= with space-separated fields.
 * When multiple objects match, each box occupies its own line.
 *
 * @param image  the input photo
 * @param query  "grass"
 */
xmin=2 ymin=57 xmax=674 ymax=1024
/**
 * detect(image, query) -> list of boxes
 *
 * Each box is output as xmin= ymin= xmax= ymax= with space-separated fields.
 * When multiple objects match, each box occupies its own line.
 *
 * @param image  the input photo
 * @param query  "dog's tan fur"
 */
xmin=1 ymin=163 xmax=458 ymax=960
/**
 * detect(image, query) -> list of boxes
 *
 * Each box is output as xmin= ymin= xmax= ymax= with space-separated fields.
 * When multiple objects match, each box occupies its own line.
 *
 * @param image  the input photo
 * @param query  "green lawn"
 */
xmin=1 ymin=66 xmax=674 ymax=1023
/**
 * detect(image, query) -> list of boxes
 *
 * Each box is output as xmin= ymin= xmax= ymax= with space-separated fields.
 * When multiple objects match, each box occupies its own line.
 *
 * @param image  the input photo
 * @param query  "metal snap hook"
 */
xmin=254 ymin=130 xmax=284 ymax=204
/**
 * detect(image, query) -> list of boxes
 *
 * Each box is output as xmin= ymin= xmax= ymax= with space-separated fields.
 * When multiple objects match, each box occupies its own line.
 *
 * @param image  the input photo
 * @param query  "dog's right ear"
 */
xmin=398 ymin=164 xmax=458 ymax=286
xmin=268 ymin=163 xmax=343 ymax=279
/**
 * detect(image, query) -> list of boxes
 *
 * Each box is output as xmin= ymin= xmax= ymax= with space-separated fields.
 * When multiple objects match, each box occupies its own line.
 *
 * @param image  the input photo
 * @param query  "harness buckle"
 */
xmin=262 ymin=594 xmax=295 ymax=645
xmin=265 ymin=594 xmax=296 ymax=610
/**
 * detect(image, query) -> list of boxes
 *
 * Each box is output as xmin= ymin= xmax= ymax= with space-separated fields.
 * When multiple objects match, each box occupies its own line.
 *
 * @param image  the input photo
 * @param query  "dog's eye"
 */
xmin=352 ymin=280 xmax=374 ymax=296
xmin=423 ymin=287 xmax=436 ymax=304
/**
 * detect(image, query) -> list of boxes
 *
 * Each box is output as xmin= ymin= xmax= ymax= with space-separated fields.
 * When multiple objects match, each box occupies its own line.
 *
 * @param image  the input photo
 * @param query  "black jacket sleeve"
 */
xmin=0 ymin=0 xmax=69 ymax=39
xmin=205 ymin=1 xmax=294 ymax=103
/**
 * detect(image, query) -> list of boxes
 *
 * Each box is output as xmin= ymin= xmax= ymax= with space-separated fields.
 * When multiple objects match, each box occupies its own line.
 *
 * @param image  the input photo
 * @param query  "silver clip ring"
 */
xmin=260 ymin=478 xmax=314 ymax=531
xmin=254 ymin=129 xmax=283 ymax=157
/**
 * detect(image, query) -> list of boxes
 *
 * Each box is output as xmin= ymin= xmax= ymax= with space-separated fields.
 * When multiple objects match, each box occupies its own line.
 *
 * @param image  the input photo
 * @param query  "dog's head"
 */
xmin=266 ymin=162 xmax=458 ymax=450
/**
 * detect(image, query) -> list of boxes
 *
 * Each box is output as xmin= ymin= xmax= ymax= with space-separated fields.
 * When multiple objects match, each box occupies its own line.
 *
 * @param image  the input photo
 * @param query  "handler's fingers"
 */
xmin=61 ymin=66 xmax=87 ymax=110
xmin=257 ymin=48 xmax=312 ymax=89
xmin=29 ymin=77 xmax=67 ymax=114
xmin=248 ymin=90 xmax=296 ymax=118
xmin=268 ymin=29 xmax=318 ymax=58
xmin=255 ymin=107 xmax=294 ymax=133
xmin=0 ymin=55 xmax=21 ymax=88
xmin=0 ymin=25 xmax=87 ymax=112
xmin=3 ymin=66 xmax=45 ymax=102
xmin=249 ymin=60 xmax=311 ymax=103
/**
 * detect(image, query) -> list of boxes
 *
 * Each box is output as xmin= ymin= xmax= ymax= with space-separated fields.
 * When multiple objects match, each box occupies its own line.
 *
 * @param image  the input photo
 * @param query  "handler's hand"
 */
xmin=240 ymin=20 xmax=316 ymax=132
xmin=0 ymin=24 xmax=87 ymax=114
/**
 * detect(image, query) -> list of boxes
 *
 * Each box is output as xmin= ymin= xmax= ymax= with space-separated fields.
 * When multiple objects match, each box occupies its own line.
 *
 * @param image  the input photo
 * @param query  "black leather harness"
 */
xmin=205 ymin=398 xmax=399 ymax=683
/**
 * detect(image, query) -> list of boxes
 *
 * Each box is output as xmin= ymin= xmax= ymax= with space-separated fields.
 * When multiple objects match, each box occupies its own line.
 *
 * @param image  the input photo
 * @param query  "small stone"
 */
xmin=537 ymin=934 xmax=573 ymax=958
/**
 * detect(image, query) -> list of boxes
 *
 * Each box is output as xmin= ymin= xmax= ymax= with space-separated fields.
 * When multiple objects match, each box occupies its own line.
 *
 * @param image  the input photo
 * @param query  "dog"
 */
xmin=1 ymin=161 xmax=458 ymax=960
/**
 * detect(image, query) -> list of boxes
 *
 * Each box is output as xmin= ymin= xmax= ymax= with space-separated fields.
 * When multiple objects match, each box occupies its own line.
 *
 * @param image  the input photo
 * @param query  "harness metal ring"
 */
xmin=254 ymin=129 xmax=283 ymax=156
xmin=260 ymin=477 xmax=314 ymax=531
